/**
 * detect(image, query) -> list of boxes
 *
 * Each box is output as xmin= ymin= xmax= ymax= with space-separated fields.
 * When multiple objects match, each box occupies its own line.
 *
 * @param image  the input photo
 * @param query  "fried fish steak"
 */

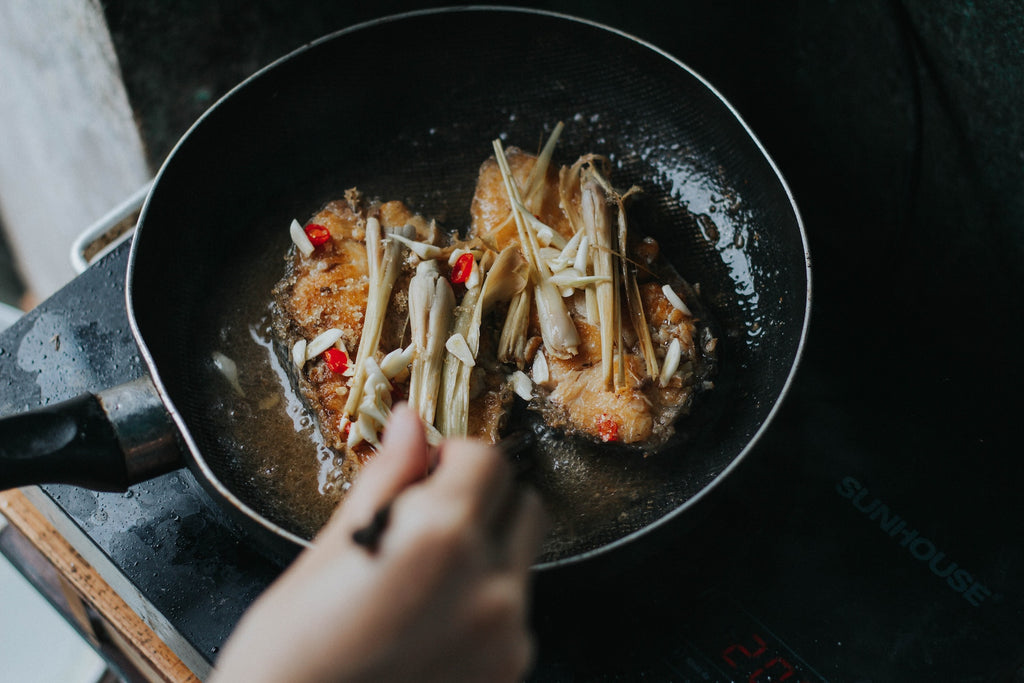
xmin=271 ymin=191 xmax=510 ymax=481
xmin=274 ymin=139 xmax=717 ymax=495
xmin=470 ymin=147 xmax=717 ymax=447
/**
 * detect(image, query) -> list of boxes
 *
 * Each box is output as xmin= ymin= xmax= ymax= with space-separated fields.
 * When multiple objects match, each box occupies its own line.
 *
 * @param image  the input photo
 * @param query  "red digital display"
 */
xmin=721 ymin=631 xmax=807 ymax=682
xmin=677 ymin=590 xmax=829 ymax=682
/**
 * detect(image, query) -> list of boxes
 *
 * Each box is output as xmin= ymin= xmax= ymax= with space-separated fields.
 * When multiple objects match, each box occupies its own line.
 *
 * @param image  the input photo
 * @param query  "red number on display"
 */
xmin=723 ymin=634 xmax=807 ymax=683
xmin=750 ymin=656 xmax=795 ymax=682
xmin=721 ymin=633 xmax=767 ymax=667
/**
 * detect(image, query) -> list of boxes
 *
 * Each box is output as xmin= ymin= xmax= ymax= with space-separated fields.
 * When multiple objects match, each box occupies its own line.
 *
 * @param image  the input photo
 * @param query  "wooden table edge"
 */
xmin=0 ymin=488 xmax=201 ymax=683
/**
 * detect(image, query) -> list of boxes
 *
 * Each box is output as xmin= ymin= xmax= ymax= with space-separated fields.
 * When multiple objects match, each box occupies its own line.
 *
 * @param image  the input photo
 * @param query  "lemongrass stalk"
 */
xmin=348 ymin=357 xmax=392 ymax=449
xmin=547 ymin=230 xmax=583 ymax=273
xmin=558 ymin=159 xmax=585 ymax=235
xmin=488 ymin=123 xmax=565 ymax=241
xmin=388 ymin=232 xmax=444 ymax=260
xmin=421 ymin=278 xmax=455 ymax=422
xmin=408 ymin=261 xmax=436 ymax=356
xmin=493 ymin=139 xmax=579 ymax=359
xmin=549 ymin=269 xmax=611 ymax=289
xmin=408 ymin=261 xmax=455 ymax=425
xmin=581 ymin=171 xmax=616 ymax=390
xmin=467 ymin=246 xmax=527 ymax=355
xmin=522 ymin=121 xmax=564 ymax=212
xmin=343 ymin=221 xmax=409 ymax=419
xmin=499 ymin=289 xmax=531 ymax=365
xmin=613 ymin=244 xmax=625 ymax=389
xmin=514 ymin=199 xmax=567 ymax=248
xmin=493 ymin=140 xmax=546 ymax=274
xmin=436 ymin=286 xmax=480 ymax=437
xmin=575 ymin=233 xmax=599 ymax=326
xmin=619 ymin=199 xmax=659 ymax=379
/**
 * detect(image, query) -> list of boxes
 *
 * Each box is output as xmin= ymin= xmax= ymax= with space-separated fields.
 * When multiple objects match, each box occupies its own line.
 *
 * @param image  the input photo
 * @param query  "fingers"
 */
xmin=318 ymin=403 xmax=430 ymax=545
xmin=504 ymin=487 xmax=547 ymax=572
xmin=429 ymin=439 xmax=547 ymax=569
xmin=314 ymin=408 xmax=546 ymax=571
xmin=431 ymin=438 xmax=516 ymax=526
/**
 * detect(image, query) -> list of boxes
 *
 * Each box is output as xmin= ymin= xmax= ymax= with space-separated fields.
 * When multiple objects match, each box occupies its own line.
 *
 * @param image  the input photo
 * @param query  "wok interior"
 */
xmin=131 ymin=9 xmax=808 ymax=563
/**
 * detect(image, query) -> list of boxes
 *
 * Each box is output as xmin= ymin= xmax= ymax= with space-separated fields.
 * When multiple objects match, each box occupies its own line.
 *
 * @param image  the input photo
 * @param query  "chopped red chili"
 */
xmin=596 ymin=414 xmax=620 ymax=442
xmin=304 ymin=223 xmax=331 ymax=246
xmin=322 ymin=347 xmax=349 ymax=373
xmin=450 ymin=252 xmax=475 ymax=284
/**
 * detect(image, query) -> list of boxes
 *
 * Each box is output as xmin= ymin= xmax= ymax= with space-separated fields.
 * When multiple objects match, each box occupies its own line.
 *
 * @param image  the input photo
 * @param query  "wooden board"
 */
xmin=0 ymin=489 xmax=199 ymax=683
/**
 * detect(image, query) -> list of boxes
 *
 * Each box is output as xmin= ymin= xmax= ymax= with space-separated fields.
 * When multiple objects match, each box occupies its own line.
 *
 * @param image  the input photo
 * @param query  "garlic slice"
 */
xmin=659 ymin=338 xmax=682 ymax=386
xmin=291 ymin=339 xmax=307 ymax=370
xmin=511 ymin=370 xmax=533 ymax=400
xmin=445 ymin=333 xmax=475 ymax=366
xmin=663 ymin=285 xmax=693 ymax=316
xmin=381 ymin=345 xmax=415 ymax=379
xmin=388 ymin=232 xmax=444 ymax=260
xmin=289 ymin=219 xmax=315 ymax=257
xmin=306 ymin=328 xmax=344 ymax=359
xmin=532 ymin=349 xmax=550 ymax=385
xmin=212 ymin=351 xmax=245 ymax=396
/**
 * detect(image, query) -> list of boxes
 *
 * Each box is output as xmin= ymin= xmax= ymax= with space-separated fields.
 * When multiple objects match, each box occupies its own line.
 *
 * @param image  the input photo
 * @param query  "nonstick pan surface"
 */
xmin=129 ymin=7 xmax=810 ymax=567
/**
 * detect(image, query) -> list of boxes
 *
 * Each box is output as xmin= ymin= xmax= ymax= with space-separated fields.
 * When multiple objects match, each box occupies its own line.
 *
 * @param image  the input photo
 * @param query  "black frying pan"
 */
xmin=0 ymin=7 xmax=810 ymax=568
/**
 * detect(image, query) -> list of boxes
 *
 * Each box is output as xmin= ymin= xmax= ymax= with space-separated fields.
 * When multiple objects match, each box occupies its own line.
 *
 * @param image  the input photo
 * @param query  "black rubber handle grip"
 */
xmin=0 ymin=392 xmax=131 ymax=491
xmin=0 ymin=377 xmax=181 ymax=492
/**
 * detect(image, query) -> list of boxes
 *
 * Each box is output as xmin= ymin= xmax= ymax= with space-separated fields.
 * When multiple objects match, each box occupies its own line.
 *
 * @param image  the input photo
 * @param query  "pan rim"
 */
xmin=126 ymin=4 xmax=813 ymax=568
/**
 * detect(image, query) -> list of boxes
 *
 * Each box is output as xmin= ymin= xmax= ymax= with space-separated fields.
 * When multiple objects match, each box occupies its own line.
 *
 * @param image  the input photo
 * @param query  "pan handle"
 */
xmin=0 ymin=377 xmax=182 ymax=492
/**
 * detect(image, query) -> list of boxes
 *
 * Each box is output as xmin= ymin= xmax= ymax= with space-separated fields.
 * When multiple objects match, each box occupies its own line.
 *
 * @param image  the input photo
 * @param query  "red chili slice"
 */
xmin=596 ymin=414 xmax=620 ymax=443
xmin=322 ymin=347 xmax=348 ymax=373
xmin=450 ymin=252 xmax=474 ymax=284
xmin=304 ymin=223 xmax=331 ymax=246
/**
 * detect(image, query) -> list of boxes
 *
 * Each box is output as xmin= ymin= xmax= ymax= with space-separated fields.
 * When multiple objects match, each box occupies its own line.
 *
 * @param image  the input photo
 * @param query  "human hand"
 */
xmin=210 ymin=403 xmax=547 ymax=683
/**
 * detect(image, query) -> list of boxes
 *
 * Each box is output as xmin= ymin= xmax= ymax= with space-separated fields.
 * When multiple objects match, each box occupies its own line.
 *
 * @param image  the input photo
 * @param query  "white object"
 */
xmin=0 ymin=302 xmax=21 ymax=332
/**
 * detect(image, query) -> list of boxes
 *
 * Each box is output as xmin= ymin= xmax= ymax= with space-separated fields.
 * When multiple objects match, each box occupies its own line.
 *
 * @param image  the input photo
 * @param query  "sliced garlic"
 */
xmin=662 ymin=285 xmax=693 ymax=316
xmin=574 ymin=235 xmax=590 ymax=273
xmin=291 ymin=339 xmax=307 ymax=370
xmin=448 ymin=247 xmax=470 ymax=266
xmin=380 ymin=345 xmax=415 ymax=378
xmin=445 ymin=332 xmax=476 ymax=366
xmin=549 ymin=269 xmax=610 ymax=289
xmin=532 ymin=349 xmax=550 ymax=385
xmin=659 ymin=338 xmax=682 ymax=386
xmin=359 ymin=398 xmax=390 ymax=427
xmin=465 ymin=257 xmax=481 ymax=290
xmin=212 ymin=351 xmax=244 ymax=397
xmin=536 ymin=224 xmax=555 ymax=247
xmin=306 ymin=328 xmax=344 ymax=359
xmin=511 ymin=370 xmax=533 ymax=400
xmin=388 ymin=231 xmax=444 ymax=260
xmin=289 ymin=219 xmax=315 ymax=257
